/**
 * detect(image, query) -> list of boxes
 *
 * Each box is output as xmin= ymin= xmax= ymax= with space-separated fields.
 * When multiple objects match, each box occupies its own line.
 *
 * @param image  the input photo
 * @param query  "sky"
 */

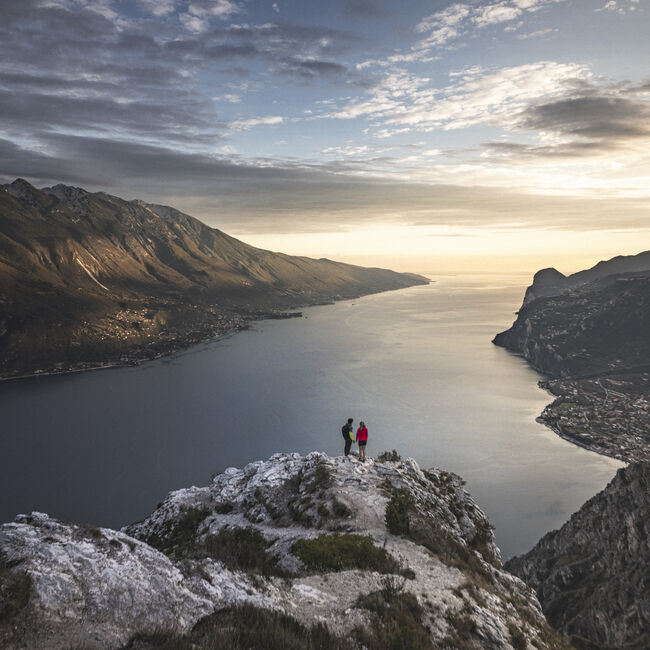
xmin=1 ymin=0 xmax=649 ymax=273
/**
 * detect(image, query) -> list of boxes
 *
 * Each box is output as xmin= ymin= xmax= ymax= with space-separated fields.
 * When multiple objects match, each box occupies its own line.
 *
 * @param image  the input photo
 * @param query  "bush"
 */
xmin=203 ymin=526 xmax=284 ymax=577
xmin=292 ymin=533 xmax=411 ymax=576
xmin=354 ymin=589 xmax=434 ymax=650
xmin=331 ymin=498 xmax=352 ymax=518
xmin=508 ymin=622 xmax=527 ymax=650
xmin=0 ymin=558 xmax=32 ymax=623
xmin=385 ymin=489 xmax=415 ymax=536
xmin=121 ymin=605 xmax=352 ymax=650
xmin=376 ymin=450 xmax=401 ymax=462
xmin=144 ymin=506 xmax=210 ymax=556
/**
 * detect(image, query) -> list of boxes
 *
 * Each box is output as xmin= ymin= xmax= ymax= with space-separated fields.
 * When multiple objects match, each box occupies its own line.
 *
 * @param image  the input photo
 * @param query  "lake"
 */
xmin=0 ymin=273 xmax=624 ymax=558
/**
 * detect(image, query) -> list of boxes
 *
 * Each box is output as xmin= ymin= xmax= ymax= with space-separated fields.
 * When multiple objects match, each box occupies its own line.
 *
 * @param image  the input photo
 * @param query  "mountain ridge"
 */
xmin=0 ymin=179 xmax=428 ymax=379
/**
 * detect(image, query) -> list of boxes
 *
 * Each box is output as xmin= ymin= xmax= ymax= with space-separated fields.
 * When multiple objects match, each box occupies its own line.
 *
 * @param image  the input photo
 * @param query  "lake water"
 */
xmin=0 ymin=274 xmax=624 ymax=559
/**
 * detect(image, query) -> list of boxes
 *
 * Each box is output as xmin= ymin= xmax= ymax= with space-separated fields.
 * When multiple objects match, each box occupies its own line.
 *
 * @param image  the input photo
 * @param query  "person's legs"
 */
xmin=344 ymin=438 xmax=352 ymax=456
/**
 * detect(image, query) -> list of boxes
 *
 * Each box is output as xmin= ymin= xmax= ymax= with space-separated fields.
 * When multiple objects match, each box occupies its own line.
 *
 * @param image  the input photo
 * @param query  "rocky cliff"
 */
xmin=506 ymin=462 xmax=650 ymax=650
xmin=0 ymin=179 xmax=428 ymax=378
xmin=0 ymin=452 xmax=569 ymax=649
xmin=493 ymin=253 xmax=650 ymax=463
xmin=493 ymin=264 xmax=650 ymax=379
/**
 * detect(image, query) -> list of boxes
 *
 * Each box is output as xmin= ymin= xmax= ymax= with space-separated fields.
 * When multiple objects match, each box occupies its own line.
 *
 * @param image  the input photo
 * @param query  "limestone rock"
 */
xmin=506 ymin=462 xmax=650 ymax=650
xmin=1 ymin=453 xmax=567 ymax=649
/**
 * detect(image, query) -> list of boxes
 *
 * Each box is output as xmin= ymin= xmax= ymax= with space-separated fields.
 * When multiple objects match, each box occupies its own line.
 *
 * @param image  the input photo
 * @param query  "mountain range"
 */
xmin=0 ymin=179 xmax=427 ymax=378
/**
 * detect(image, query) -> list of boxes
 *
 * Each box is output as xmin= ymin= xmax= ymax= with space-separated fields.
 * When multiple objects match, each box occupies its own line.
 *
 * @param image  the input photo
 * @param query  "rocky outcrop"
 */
xmin=0 ymin=452 xmax=568 ymax=649
xmin=493 ymin=254 xmax=650 ymax=463
xmin=521 ymin=252 xmax=650 ymax=306
xmin=493 ymin=271 xmax=650 ymax=379
xmin=506 ymin=463 xmax=650 ymax=650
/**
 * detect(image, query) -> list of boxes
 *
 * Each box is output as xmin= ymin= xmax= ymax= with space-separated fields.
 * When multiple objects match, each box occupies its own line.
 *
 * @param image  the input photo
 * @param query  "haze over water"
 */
xmin=0 ymin=274 xmax=623 ymax=558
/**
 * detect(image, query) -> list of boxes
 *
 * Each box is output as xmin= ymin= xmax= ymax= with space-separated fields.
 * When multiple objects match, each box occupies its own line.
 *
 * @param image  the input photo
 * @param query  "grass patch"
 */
xmin=376 ymin=450 xmax=401 ymax=462
xmin=203 ymin=526 xmax=284 ymax=577
xmin=385 ymin=489 xmax=415 ymax=536
xmin=508 ymin=622 xmax=528 ymax=650
xmin=143 ymin=506 xmax=210 ymax=557
xmin=213 ymin=501 xmax=234 ymax=514
xmin=0 ymin=557 xmax=32 ymax=623
xmin=354 ymin=584 xmax=434 ymax=650
xmin=123 ymin=604 xmax=353 ymax=650
xmin=292 ymin=533 xmax=412 ymax=577
xmin=442 ymin=608 xmax=479 ymax=650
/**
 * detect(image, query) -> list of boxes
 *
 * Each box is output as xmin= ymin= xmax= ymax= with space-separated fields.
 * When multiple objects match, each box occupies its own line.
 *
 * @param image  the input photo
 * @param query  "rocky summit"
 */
xmin=0 ymin=452 xmax=569 ymax=649
xmin=506 ymin=462 xmax=650 ymax=650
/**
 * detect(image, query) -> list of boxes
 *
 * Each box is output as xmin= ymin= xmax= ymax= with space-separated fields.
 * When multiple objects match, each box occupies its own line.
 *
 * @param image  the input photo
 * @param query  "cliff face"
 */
xmin=493 ymin=271 xmax=650 ymax=379
xmin=506 ymin=463 xmax=650 ymax=650
xmin=0 ymin=453 xmax=568 ymax=650
xmin=0 ymin=179 xmax=428 ymax=378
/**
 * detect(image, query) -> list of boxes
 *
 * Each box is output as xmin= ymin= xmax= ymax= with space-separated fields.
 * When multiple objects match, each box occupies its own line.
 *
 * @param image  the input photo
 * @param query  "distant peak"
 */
xmin=533 ymin=267 xmax=566 ymax=283
xmin=11 ymin=177 xmax=35 ymax=188
xmin=5 ymin=177 xmax=39 ymax=201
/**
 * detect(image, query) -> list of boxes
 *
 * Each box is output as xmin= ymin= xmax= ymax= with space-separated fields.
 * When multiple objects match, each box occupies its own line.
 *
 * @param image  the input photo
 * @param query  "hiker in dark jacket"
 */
xmin=341 ymin=418 xmax=354 ymax=456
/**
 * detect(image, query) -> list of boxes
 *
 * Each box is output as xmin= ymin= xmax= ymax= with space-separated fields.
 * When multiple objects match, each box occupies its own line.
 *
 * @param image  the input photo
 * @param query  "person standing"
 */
xmin=356 ymin=421 xmax=368 ymax=461
xmin=341 ymin=418 xmax=354 ymax=456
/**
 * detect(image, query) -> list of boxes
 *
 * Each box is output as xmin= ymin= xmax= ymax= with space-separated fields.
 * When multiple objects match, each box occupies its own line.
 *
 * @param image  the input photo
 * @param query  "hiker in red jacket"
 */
xmin=356 ymin=421 xmax=368 ymax=461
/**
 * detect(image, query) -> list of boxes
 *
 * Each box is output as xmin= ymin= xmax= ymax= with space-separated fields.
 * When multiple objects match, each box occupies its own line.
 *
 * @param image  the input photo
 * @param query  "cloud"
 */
xmin=3 ymin=133 xmax=649 ymax=236
xmin=595 ymin=0 xmax=640 ymax=13
xmin=229 ymin=115 xmax=284 ymax=130
xmin=516 ymin=27 xmax=556 ymax=39
xmin=323 ymin=61 xmax=590 ymax=133
xmin=410 ymin=0 xmax=565 ymax=55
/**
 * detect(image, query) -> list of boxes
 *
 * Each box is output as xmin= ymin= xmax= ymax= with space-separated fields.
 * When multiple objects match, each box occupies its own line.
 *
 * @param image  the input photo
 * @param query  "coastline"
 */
xmin=0 ymin=281 xmax=429 ymax=384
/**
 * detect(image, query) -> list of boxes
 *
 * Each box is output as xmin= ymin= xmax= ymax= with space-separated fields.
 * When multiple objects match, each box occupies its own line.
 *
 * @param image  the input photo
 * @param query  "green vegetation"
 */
xmin=354 ymin=579 xmax=434 ymax=650
xmin=143 ymin=506 xmax=210 ymax=557
xmin=508 ymin=622 xmax=528 ymax=650
xmin=442 ymin=607 xmax=479 ymax=650
xmin=292 ymin=533 xmax=412 ymax=577
xmin=376 ymin=450 xmax=402 ymax=462
xmin=385 ymin=489 xmax=415 ymax=536
xmin=203 ymin=526 xmax=284 ymax=577
xmin=331 ymin=498 xmax=352 ymax=518
xmin=0 ymin=556 xmax=32 ymax=623
xmin=121 ymin=604 xmax=353 ymax=650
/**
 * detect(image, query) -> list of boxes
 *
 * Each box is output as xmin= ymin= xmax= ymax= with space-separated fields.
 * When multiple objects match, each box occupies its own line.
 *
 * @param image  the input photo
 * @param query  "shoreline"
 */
xmin=0 ymin=281 xmax=431 ymax=384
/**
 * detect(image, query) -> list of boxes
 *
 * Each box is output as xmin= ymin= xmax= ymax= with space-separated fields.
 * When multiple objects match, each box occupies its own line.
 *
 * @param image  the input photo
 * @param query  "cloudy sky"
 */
xmin=1 ymin=0 xmax=649 ymax=271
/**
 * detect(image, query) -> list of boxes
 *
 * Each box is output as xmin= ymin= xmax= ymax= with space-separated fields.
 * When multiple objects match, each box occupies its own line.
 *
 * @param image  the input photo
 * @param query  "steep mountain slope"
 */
xmin=0 ymin=452 xmax=570 ymax=649
xmin=493 ymin=271 xmax=650 ymax=379
xmin=506 ymin=462 xmax=650 ymax=650
xmin=493 ymin=254 xmax=650 ymax=462
xmin=0 ymin=179 xmax=428 ymax=378
xmin=521 ymin=251 xmax=650 ymax=306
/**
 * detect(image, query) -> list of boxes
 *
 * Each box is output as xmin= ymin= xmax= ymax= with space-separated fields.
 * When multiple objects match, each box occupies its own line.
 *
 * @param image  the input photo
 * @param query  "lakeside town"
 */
xmin=538 ymin=373 xmax=650 ymax=463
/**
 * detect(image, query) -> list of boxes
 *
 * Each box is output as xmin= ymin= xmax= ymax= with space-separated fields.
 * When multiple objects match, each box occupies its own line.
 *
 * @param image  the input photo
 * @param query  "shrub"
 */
xmin=376 ymin=450 xmax=401 ymax=462
xmin=190 ymin=604 xmax=352 ymax=650
xmin=508 ymin=622 xmax=527 ymax=650
xmin=0 ymin=557 xmax=32 ymax=623
xmin=291 ymin=533 xmax=411 ymax=576
xmin=331 ymin=498 xmax=352 ymax=518
xmin=385 ymin=489 xmax=415 ymax=536
xmin=144 ymin=506 xmax=209 ymax=556
xmin=354 ymin=589 xmax=434 ymax=650
xmin=203 ymin=526 xmax=284 ymax=577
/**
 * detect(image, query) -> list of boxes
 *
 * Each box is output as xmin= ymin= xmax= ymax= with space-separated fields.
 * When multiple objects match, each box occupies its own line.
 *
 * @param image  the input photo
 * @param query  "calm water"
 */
xmin=0 ymin=274 xmax=623 ymax=558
